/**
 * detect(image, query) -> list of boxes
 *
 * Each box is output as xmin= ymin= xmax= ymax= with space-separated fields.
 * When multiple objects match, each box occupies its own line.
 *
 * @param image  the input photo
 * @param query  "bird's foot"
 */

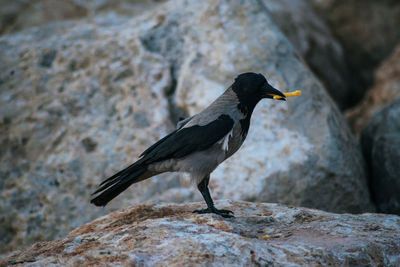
xmin=193 ymin=207 xmax=234 ymax=218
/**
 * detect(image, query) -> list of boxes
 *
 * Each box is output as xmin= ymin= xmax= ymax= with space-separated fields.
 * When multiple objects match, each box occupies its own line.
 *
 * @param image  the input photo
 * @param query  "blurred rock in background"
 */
xmin=346 ymin=44 xmax=400 ymax=138
xmin=307 ymin=0 xmax=400 ymax=107
xmin=2 ymin=0 xmax=399 ymax=258
xmin=265 ymin=0 xmax=352 ymax=110
xmin=361 ymin=99 xmax=400 ymax=215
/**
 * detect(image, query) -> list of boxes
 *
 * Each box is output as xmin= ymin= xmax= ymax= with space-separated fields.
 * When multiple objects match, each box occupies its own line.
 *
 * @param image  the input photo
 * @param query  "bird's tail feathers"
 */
xmin=90 ymin=163 xmax=148 ymax=207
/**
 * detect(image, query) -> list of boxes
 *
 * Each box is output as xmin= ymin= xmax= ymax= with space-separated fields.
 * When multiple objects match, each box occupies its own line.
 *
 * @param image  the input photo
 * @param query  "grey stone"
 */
xmin=0 ymin=0 xmax=359 ymax=111
xmin=171 ymin=0 xmax=373 ymax=213
xmin=0 ymin=14 xmax=176 ymax=256
xmin=0 ymin=0 xmax=167 ymax=35
xmin=361 ymin=98 xmax=400 ymax=215
xmin=2 ymin=201 xmax=399 ymax=266
xmin=0 ymin=0 xmax=374 ymax=257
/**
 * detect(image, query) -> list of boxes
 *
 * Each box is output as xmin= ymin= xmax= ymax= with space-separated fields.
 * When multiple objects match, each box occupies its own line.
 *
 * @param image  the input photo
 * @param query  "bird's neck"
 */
xmin=237 ymin=103 xmax=255 ymax=138
xmin=235 ymin=92 xmax=262 ymax=138
xmin=219 ymin=87 xmax=260 ymax=138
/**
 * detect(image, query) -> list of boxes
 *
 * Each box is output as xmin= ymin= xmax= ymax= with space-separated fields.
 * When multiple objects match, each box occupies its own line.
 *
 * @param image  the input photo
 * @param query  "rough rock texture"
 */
xmin=0 ymin=0 xmax=373 ymax=256
xmin=346 ymin=44 xmax=400 ymax=137
xmin=2 ymin=201 xmax=400 ymax=266
xmin=264 ymin=0 xmax=351 ymax=109
xmin=361 ymin=99 xmax=400 ymax=215
xmin=1 ymin=0 xmax=352 ymax=110
xmin=171 ymin=1 xmax=372 ymax=212
xmin=0 ymin=0 xmax=167 ymax=35
xmin=0 ymin=11 xmax=179 ymax=256
xmin=307 ymin=0 xmax=400 ymax=106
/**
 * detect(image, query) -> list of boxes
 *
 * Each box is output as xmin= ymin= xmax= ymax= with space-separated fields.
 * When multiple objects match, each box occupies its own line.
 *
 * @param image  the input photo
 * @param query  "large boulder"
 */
xmin=0 ymin=0 xmax=353 ymax=111
xmin=2 ymin=201 xmax=399 ymax=266
xmin=307 ymin=0 xmax=400 ymax=106
xmin=264 ymin=0 xmax=352 ymax=109
xmin=0 ymin=0 xmax=166 ymax=35
xmin=361 ymin=99 xmax=400 ymax=215
xmin=346 ymin=43 xmax=400 ymax=137
xmin=0 ymin=0 xmax=373 ymax=256
xmin=0 ymin=13 xmax=178 ymax=256
xmin=171 ymin=1 xmax=373 ymax=212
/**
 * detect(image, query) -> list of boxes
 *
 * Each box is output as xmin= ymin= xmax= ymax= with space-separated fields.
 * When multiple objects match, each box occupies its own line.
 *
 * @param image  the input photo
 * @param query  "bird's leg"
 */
xmin=193 ymin=175 xmax=234 ymax=218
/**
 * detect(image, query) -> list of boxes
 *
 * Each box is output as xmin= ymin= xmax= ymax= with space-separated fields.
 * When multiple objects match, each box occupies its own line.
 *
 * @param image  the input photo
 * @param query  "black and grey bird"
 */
xmin=91 ymin=72 xmax=286 ymax=217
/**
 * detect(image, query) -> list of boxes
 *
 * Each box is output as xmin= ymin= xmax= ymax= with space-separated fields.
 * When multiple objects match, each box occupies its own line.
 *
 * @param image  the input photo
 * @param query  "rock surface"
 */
xmin=264 ymin=0 xmax=352 ymax=109
xmin=0 ymin=0 xmax=167 ymax=35
xmin=1 ymin=0 xmax=353 ymax=111
xmin=2 ymin=201 xmax=400 ymax=266
xmin=307 ymin=0 xmax=400 ymax=106
xmin=346 ymin=44 xmax=400 ymax=137
xmin=0 ymin=0 xmax=373 ymax=256
xmin=171 ymin=0 xmax=372 ymax=213
xmin=0 ymin=9 xmax=178 ymax=256
xmin=361 ymin=99 xmax=400 ymax=215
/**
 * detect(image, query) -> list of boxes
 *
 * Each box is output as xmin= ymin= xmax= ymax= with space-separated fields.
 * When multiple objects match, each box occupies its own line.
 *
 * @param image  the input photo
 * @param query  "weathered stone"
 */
xmin=0 ymin=14 xmax=177 ymax=256
xmin=0 ymin=0 xmax=166 ymax=35
xmin=361 ymin=99 xmax=400 ymax=215
xmin=307 ymin=0 xmax=400 ymax=106
xmin=264 ymin=0 xmax=351 ymax=109
xmin=0 ymin=0 xmax=374 ymax=256
xmin=172 ymin=1 xmax=373 ymax=213
xmin=346 ymin=44 xmax=400 ymax=137
xmin=2 ymin=201 xmax=399 ymax=266
xmin=1 ymin=0 xmax=353 ymax=111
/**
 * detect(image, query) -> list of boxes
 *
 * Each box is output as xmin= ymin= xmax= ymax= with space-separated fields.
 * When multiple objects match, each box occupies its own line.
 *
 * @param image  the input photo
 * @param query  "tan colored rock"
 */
xmin=346 ymin=44 xmax=400 ymax=137
xmin=2 ymin=201 xmax=399 ymax=266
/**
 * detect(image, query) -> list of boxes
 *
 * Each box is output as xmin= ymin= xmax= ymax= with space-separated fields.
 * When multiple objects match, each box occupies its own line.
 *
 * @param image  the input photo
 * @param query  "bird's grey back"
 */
xmin=182 ymin=86 xmax=248 ymax=162
xmin=149 ymin=87 xmax=249 ymax=182
xmin=183 ymin=87 xmax=244 ymax=128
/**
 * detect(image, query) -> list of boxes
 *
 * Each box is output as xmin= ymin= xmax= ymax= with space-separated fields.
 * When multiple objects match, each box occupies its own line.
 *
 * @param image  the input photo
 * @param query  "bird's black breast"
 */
xmin=239 ymin=114 xmax=251 ymax=139
xmin=237 ymin=103 xmax=252 ymax=138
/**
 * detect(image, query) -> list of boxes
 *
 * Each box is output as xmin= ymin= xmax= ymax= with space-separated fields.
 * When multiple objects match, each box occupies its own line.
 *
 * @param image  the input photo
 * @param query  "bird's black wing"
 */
xmin=139 ymin=130 xmax=178 ymax=158
xmin=139 ymin=114 xmax=234 ymax=164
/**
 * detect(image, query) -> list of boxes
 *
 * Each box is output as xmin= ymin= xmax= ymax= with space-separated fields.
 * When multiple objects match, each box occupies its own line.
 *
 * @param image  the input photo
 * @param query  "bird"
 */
xmin=91 ymin=72 xmax=286 ymax=217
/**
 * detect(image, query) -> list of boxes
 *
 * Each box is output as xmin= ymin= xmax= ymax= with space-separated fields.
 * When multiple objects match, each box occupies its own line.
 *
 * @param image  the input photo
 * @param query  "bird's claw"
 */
xmin=193 ymin=207 xmax=234 ymax=218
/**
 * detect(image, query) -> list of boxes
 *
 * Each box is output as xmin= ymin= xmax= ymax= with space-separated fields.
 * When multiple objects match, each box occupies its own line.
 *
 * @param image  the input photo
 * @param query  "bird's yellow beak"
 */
xmin=272 ymin=90 xmax=302 ymax=100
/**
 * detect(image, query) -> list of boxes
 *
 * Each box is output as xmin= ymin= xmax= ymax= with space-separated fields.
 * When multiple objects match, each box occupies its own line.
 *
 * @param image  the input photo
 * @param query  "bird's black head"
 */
xmin=232 ymin=72 xmax=286 ymax=112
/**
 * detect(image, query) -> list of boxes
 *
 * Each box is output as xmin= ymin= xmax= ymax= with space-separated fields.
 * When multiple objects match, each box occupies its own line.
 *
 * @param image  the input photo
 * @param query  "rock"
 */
xmin=172 ymin=1 xmax=373 ymax=212
xmin=2 ymin=201 xmax=399 ymax=266
xmin=307 ymin=0 xmax=400 ymax=106
xmin=361 ymin=99 xmax=400 ymax=215
xmin=0 ymin=0 xmax=373 ymax=256
xmin=0 ymin=0 xmax=352 ymax=110
xmin=346 ymin=44 xmax=400 ymax=137
xmin=0 ymin=12 xmax=178 ymax=256
xmin=263 ymin=0 xmax=352 ymax=109
xmin=0 ymin=0 xmax=167 ymax=35
xmin=0 ymin=0 xmax=86 ymax=35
